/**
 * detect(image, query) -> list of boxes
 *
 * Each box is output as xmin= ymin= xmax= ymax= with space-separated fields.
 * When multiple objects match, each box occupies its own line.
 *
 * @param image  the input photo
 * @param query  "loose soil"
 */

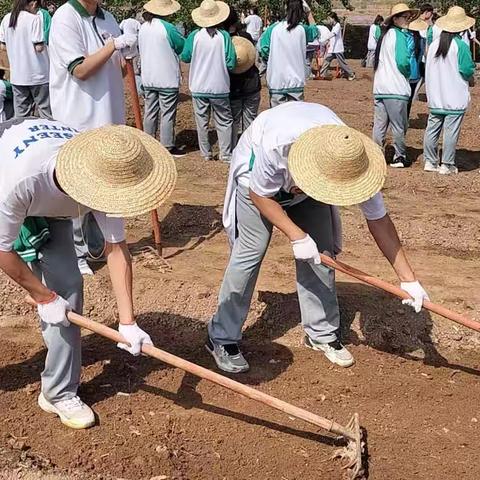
xmin=1 ymin=61 xmax=479 ymax=480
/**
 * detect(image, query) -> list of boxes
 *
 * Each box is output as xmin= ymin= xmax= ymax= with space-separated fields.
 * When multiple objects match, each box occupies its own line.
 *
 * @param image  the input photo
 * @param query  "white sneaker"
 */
xmin=424 ymin=161 xmax=439 ymax=172
xmin=38 ymin=393 xmax=95 ymax=429
xmin=438 ymin=164 xmax=458 ymax=175
xmin=78 ymin=258 xmax=93 ymax=276
xmin=304 ymin=336 xmax=355 ymax=368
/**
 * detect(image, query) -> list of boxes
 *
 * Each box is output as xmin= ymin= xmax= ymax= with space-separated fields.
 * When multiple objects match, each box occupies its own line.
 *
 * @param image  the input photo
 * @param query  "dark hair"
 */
xmin=432 ymin=12 xmax=439 ymax=23
xmin=412 ymin=30 xmax=422 ymax=60
xmin=286 ymin=0 xmax=305 ymax=31
xmin=224 ymin=7 xmax=240 ymax=31
xmin=10 ymin=0 xmax=37 ymax=28
xmin=420 ymin=3 xmax=434 ymax=14
xmin=374 ymin=14 xmax=384 ymax=25
xmin=251 ymin=7 xmax=258 ymax=15
xmin=206 ymin=27 xmax=219 ymax=37
xmin=436 ymin=30 xmax=457 ymax=58
xmin=0 ymin=69 xmax=5 ymax=80
xmin=374 ymin=23 xmax=392 ymax=70
xmin=329 ymin=12 xmax=340 ymax=23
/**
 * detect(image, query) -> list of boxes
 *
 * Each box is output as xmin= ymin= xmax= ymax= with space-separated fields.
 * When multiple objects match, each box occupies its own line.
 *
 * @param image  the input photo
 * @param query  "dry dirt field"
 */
xmin=0 ymin=61 xmax=479 ymax=480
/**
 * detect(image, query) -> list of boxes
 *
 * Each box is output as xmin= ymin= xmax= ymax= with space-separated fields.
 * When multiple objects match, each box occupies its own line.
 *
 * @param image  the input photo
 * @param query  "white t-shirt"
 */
xmin=244 ymin=14 xmax=263 ymax=42
xmin=120 ymin=17 xmax=140 ymax=35
xmin=48 ymin=2 xmax=125 ymax=131
xmin=327 ymin=22 xmax=344 ymax=54
xmin=0 ymin=11 xmax=49 ymax=85
xmin=0 ymin=118 xmax=125 ymax=253
xmin=223 ymin=102 xmax=387 ymax=245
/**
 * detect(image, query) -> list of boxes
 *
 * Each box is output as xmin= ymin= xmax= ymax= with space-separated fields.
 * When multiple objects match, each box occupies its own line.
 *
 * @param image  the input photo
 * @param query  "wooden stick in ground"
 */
xmin=319 ymin=254 xmax=480 ymax=333
xmin=25 ymin=297 xmax=356 ymax=441
xmin=125 ymin=59 xmax=162 ymax=256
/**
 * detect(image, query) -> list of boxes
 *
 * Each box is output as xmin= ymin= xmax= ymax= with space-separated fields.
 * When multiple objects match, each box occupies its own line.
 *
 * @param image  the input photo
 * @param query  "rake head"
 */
xmin=332 ymin=413 xmax=366 ymax=479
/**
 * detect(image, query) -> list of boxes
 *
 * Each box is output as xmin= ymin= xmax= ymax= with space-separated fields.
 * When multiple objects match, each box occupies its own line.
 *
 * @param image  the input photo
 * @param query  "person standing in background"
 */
xmin=139 ymin=0 xmax=185 ymax=157
xmin=180 ymin=0 xmax=236 ymax=162
xmin=48 ymin=0 xmax=136 ymax=276
xmin=406 ymin=19 xmax=426 ymax=118
xmin=120 ymin=10 xmax=142 ymax=97
xmin=366 ymin=15 xmax=383 ymax=68
xmin=319 ymin=12 xmax=355 ymax=80
xmin=0 ymin=0 xmax=51 ymax=119
xmin=243 ymin=7 xmax=262 ymax=44
xmin=423 ymin=6 xmax=475 ymax=175
xmin=38 ymin=1 xmax=52 ymax=44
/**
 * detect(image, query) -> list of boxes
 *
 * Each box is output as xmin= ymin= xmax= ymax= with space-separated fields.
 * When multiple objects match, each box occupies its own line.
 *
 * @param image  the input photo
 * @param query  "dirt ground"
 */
xmin=0 ymin=60 xmax=479 ymax=480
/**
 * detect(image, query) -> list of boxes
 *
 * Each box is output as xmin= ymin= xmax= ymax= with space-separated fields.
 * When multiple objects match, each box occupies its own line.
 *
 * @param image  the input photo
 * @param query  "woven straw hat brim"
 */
xmin=408 ymin=18 xmax=428 ymax=32
xmin=385 ymin=5 xmax=419 ymax=25
xmin=288 ymin=126 xmax=387 ymax=207
xmin=232 ymin=36 xmax=256 ymax=74
xmin=436 ymin=15 xmax=475 ymax=33
xmin=144 ymin=0 xmax=180 ymax=16
xmin=56 ymin=127 xmax=177 ymax=218
xmin=192 ymin=1 xmax=230 ymax=28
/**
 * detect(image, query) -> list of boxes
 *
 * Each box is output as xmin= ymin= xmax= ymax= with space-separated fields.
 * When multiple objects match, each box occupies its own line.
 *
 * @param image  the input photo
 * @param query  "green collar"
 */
xmin=68 ymin=0 xmax=105 ymax=19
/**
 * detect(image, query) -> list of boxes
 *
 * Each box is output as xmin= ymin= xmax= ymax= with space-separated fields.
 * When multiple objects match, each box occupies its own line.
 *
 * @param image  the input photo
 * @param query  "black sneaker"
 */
xmin=168 ymin=146 xmax=187 ymax=158
xmin=390 ymin=157 xmax=411 ymax=168
xmin=205 ymin=338 xmax=249 ymax=373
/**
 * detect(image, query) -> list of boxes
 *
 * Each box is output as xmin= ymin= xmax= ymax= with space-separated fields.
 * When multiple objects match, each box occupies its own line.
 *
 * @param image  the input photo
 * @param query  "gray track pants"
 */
xmin=208 ymin=186 xmax=340 ymax=345
xmin=373 ymin=98 xmax=408 ymax=160
xmin=12 ymin=84 xmax=52 ymax=119
xmin=143 ymin=89 xmax=179 ymax=149
xmin=423 ymin=113 xmax=464 ymax=167
xmin=193 ymin=96 xmax=233 ymax=161
xmin=366 ymin=50 xmax=375 ymax=68
xmin=319 ymin=53 xmax=353 ymax=77
xmin=231 ymin=92 xmax=261 ymax=148
xmin=30 ymin=219 xmax=83 ymax=402
xmin=72 ymin=213 xmax=105 ymax=261
xmin=269 ymin=90 xmax=304 ymax=108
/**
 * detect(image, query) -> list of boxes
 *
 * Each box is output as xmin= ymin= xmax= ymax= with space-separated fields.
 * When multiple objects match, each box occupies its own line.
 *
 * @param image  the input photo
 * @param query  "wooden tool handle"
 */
xmin=25 ymin=297 xmax=352 ymax=439
xmin=319 ymin=254 xmax=480 ymax=333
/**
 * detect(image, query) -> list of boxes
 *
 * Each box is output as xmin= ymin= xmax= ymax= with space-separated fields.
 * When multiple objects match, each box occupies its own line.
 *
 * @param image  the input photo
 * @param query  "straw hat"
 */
xmin=408 ymin=18 xmax=428 ymax=32
xmin=288 ymin=125 xmax=387 ymax=206
xmin=192 ymin=0 xmax=230 ymax=28
xmin=232 ymin=36 xmax=256 ymax=74
xmin=143 ymin=0 xmax=180 ymax=16
xmin=56 ymin=125 xmax=177 ymax=217
xmin=0 ymin=50 xmax=10 ymax=71
xmin=436 ymin=6 xmax=475 ymax=33
xmin=385 ymin=3 xmax=419 ymax=25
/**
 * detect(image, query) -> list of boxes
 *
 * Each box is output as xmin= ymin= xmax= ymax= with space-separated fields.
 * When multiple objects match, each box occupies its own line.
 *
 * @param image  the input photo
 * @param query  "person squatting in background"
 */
xmin=372 ymin=3 xmax=419 ymax=169
xmin=180 ymin=0 xmax=236 ymax=162
xmin=0 ymin=0 xmax=51 ymax=119
xmin=259 ymin=0 xmax=318 ymax=107
xmin=225 ymin=8 xmax=261 ymax=148
xmin=319 ymin=11 xmax=355 ymax=80
xmin=139 ymin=0 xmax=186 ymax=157
xmin=48 ymin=0 xmax=137 ymax=276
xmin=366 ymin=15 xmax=383 ymax=68
xmin=423 ymin=6 xmax=476 ymax=175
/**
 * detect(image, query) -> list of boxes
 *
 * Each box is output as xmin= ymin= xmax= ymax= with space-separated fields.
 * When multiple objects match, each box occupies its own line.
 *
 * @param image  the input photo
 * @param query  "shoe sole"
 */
xmin=303 ymin=338 xmax=355 ymax=368
xmin=38 ymin=394 xmax=95 ymax=430
xmin=424 ymin=166 xmax=439 ymax=172
xmin=205 ymin=345 xmax=249 ymax=374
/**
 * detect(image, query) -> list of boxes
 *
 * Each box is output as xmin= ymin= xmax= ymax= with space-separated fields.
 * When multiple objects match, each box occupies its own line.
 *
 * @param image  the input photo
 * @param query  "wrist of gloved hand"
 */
xmin=113 ymin=33 xmax=137 ymax=51
xmin=291 ymin=234 xmax=321 ymax=264
xmin=117 ymin=323 xmax=153 ymax=356
xmin=37 ymin=293 xmax=71 ymax=327
xmin=400 ymin=280 xmax=430 ymax=313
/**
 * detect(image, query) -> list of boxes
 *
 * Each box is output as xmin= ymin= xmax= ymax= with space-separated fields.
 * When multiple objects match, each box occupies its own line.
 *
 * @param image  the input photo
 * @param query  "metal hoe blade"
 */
xmin=332 ymin=413 xmax=365 ymax=479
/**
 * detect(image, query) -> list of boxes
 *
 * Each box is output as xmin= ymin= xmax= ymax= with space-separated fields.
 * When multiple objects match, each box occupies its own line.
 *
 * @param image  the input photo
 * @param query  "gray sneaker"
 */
xmin=206 ymin=338 xmax=249 ymax=373
xmin=303 ymin=336 xmax=355 ymax=368
xmin=438 ymin=164 xmax=458 ymax=175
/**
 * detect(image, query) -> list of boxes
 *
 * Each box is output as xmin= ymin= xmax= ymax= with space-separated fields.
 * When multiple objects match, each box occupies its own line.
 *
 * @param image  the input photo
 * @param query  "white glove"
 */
xmin=37 ymin=294 xmax=71 ymax=327
xmin=302 ymin=0 xmax=311 ymax=13
xmin=291 ymin=234 xmax=321 ymax=264
xmin=400 ymin=281 xmax=430 ymax=313
xmin=117 ymin=323 xmax=153 ymax=356
xmin=113 ymin=33 xmax=137 ymax=51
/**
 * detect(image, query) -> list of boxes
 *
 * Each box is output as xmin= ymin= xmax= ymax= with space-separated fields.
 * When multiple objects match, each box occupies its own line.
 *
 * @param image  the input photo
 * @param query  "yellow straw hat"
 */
xmin=385 ymin=3 xmax=419 ymax=25
xmin=232 ymin=36 xmax=256 ymax=74
xmin=143 ymin=0 xmax=180 ymax=16
xmin=436 ymin=6 xmax=475 ymax=33
xmin=192 ymin=0 xmax=230 ymax=28
xmin=56 ymin=125 xmax=177 ymax=217
xmin=408 ymin=18 xmax=428 ymax=32
xmin=288 ymin=125 xmax=387 ymax=206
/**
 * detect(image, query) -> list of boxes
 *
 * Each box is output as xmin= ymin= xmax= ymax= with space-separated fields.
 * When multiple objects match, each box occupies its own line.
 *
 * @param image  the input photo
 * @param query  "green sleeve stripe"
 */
xmin=248 ymin=150 xmax=255 ymax=171
xmin=40 ymin=9 xmax=52 ymax=44
xmin=161 ymin=19 xmax=185 ymax=55
xmin=259 ymin=22 xmax=277 ymax=61
xmin=67 ymin=57 xmax=85 ymax=74
xmin=303 ymin=24 xmax=319 ymax=43
xmin=374 ymin=25 xmax=381 ymax=41
xmin=180 ymin=29 xmax=198 ymax=63
xmin=3 ymin=80 xmax=12 ymax=99
xmin=426 ymin=25 xmax=433 ymax=45
xmin=394 ymin=28 xmax=410 ymax=79
xmin=220 ymin=29 xmax=237 ymax=71
xmin=454 ymin=36 xmax=475 ymax=81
